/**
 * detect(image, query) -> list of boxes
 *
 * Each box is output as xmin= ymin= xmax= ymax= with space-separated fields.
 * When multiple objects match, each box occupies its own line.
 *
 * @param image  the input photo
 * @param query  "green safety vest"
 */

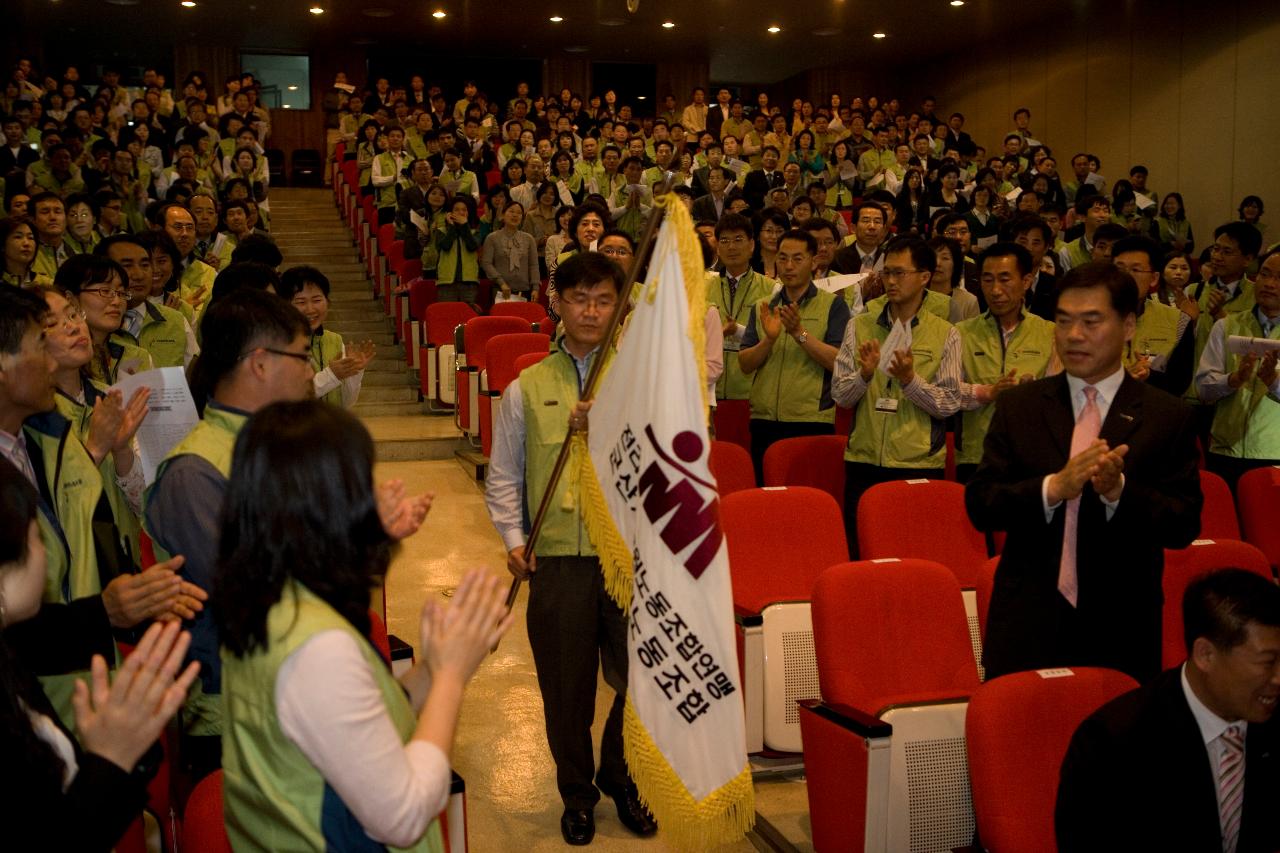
xmin=845 ymin=305 xmax=952 ymax=468
xmin=111 ymin=300 xmax=189 ymax=369
xmin=1126 ymin=299 xmax=1183 ymax=372
xmin=1187 ymin=278 xmax=1255 ymax=403
xmin=955 ymin=311 xmax=1056 ymax=465
xmin=746 ymin=285 xmax=840 ymax=424
xmin=310 ymin=328 xmax=346 ymax=406
xmin=24 ymin=411 xmax=117 ymax=732
xmin=87 ymin=338 xmax=153 ymax=387
xmin=181 ymin=259 xmax=218 ymax=318
xmin=145 ymin=404 xmax=248 ymax=736
xmin=1062 ymin=237 xmax=1092 ymax=271
xmin=222 ymin=583 xmax=443 ymax=853
xmin=375 ymin=150 xmax=411 ymax=209
xmin=866 ymin=289 xmax=951 ymax=323
xmin=520 ymin=345 xmax=611 ymax=556
xmin=1209 ymin=310 xmax=1280 ymax=460
xmin=434 ymin=223 xmax=479 ymax=284
xmin=706 ymin=269 xmax=776 ymax=400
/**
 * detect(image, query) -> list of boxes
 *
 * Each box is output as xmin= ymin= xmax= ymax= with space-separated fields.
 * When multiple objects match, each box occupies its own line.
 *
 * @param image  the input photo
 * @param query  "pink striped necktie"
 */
xmin=1218 ymin=723 xmax=1245 ymax=853
xmin=1057 ymin=385 xmax=1100 ymax=607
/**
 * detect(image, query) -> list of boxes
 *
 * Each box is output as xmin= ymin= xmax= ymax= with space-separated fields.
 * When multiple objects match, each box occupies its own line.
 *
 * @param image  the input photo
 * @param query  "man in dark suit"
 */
xmin=2 ymin=115 xmax=39 ymax=205
xmin=395 ymin=158 xmax=437 ymax=260
xmin=966 ymin=262 xmax=1203 ymax=683
xmin=691 ymin=166 xmax=734 ymax=224
xmin=705 ymin=87 xmax=733 ymax=141
xmin=742 ymin=145 xmax=784 ymax=211
xmin=1055 ymin=569 xmax=1280 ymax=852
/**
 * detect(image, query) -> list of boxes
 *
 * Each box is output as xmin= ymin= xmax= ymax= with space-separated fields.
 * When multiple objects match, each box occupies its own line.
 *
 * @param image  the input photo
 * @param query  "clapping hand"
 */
xmin=857 ymin=339 xmax=881 ymax=381
xmin=86 ymin=387 xmax=151 ymax=465
xmin=886 ymin=348 xmax=915 ymax=385
xmin=759 ymin=300 xmax=783 ymax=341
xmin=377 ymin=479 xmax=434 ymax=540
xmin=1128 ymin=355 xmax=1151 ymax=382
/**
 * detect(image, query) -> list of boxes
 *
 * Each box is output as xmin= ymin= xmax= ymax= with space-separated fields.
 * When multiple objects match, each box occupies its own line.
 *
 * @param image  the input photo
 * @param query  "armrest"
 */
xmin=799 ymin=699 xmax=892 ymax=739
xmin=733 ymin=604 xmax=762 ymax=627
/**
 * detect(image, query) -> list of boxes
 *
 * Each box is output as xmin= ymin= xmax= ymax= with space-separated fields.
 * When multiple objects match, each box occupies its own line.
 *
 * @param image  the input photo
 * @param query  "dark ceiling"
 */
xmin=19 ymin=0 xmax=1067 ymax=84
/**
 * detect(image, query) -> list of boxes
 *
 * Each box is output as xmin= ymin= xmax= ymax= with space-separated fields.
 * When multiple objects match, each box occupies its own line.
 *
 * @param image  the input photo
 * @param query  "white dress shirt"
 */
xmin=1041 ymin=367 xmax=1126 ymax=519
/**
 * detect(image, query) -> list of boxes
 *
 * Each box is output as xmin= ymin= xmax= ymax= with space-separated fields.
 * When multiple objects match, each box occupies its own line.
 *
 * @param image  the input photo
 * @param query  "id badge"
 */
xmin=874 ymin=396 xmax=899 ymax=414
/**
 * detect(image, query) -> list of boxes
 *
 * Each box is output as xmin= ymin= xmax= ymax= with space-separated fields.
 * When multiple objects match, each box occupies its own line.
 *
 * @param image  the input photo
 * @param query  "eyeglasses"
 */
xmin=44 ymin=306 xmax=87 ymax=330
xmin=240 ymin=346 xmax=312 ymax=364
xmin=720 ymin=236 xmax=751 ymax=246
xmin=599 ymin=246 xmax=633 ymax=257
xmin=1114 ymin=264 xmax=1155 ymax=276
xmin=79 ymin=286 xmax=127 ymax=301
xmin=943 ymin=227 xmax=970 ymax=237
xmin=881 ymin=268 xmax=921 ymax=280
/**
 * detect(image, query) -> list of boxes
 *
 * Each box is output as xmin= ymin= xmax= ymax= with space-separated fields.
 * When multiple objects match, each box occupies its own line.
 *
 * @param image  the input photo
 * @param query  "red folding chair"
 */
xmin=762 ymin=434 xmax=847 ymax=509
xmin=406 ymin=277 xmax=439 ymax=367
xmin=1161 ymin=539 xmax=1274 ymax=668
xmin=512 ymin=351 xmax=548 ymax=375
xmin=712 ymin=399 xmax=751 ymax=452
xmin=723 ymin=486 xmax=848 ymax=754
xmin=456 ymin=316 xmax=530 ymax=440
xmin=967 ymin=667 xmax=1138 ymax=853
xmin=799 ymin=559 xmax=980 ymax=852
xmin=481 ymin=332 xmax=552 ymax=456
xmin=857 ymin=479 xmax=989 ymax=676
xmin=1198 ymin=469 xmax=1241 ymax=540
xmin=490 ymin=300 xmax=550 ymax=331
xmin=1238 ymin=466 xmax=1280 ymax=573
xmin=181 ymin=770 xmax=231 ymax=852
xmin=385 ymin=241 xmax=406 ymax=323
xmin=419 ymin=300 xmax=476 ymax=409
xmin=708 ymin=440 xmax=755 ymax=495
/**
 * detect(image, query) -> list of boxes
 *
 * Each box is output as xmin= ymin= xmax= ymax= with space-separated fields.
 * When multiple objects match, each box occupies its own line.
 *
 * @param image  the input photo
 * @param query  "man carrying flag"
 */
xmin=581 ymin=195 xmax=754 ymax=850
xmin=485 ymin=251 xmax=656 ymax=846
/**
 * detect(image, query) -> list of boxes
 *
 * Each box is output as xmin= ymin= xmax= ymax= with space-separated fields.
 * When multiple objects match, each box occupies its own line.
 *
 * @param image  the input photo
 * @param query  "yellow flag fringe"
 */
xmin=576 ymin=190 xmax=755 ymax=849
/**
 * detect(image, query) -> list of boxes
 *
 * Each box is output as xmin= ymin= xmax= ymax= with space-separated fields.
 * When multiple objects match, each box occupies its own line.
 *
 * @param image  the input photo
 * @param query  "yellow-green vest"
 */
xmin=1126 ymin=298 xmax=1183 ymax=373
xmin=222 ymin=583 xmax=444 ymax=853
xmin=955 ymin=311 xmax=1056 ymax=465
xmin=181 ymin=258 xmax=218 ymax=316
xmin=845 ymin=306 xmax=952 ymax=468
xmin=86 ymin=338 xmax=153 ymax=387
xmin=310 ymin=328 xmax=346 ymax=406
xmin=706 ymin=269 xmax=775 ymax=400
xmin=145 ymin=404 xmax=248 ymax=736
xmin=866 ymin=289 xmax=952 ymax=323
xmin=111 ymin=300 xmax=189 ymax=369
xmin=1209 ymin=310 xmax=1280 ymax=460
xmin=519 ymin=346 xmax=611 ymax=556
xmin=746 ymin=285 xmax=840 ymax=424
xmin=374 ymin=150 xmax=411 ymax=209
xmin=24 ymin=411 xmax=115 ymax=732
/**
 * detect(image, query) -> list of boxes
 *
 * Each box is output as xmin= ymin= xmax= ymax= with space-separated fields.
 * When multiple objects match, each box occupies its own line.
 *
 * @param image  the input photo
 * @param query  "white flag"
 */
xmin=579 ymin=196 xmax=754 ymax=850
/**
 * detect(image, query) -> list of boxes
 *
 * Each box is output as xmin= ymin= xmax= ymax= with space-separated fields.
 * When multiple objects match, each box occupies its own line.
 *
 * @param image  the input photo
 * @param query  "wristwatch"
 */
xmin=795 ymin=329 xmax=809 ymax=344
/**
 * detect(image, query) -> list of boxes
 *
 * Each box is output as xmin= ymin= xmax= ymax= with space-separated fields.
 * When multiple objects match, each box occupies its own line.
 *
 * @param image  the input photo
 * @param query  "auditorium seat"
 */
xmin=181 ymin=770 xmax=231 ymax=853
xmin=708 ymin=440 xmax=755 ymax=495
xmin=722 ymin=486 xmax=847 ymax=754
xmin=1238 ymin=466 xmax=1280 ymax=574
xmin=489 ymin=300 xmax=550 ymax=330
xmin=857 ymin=479 xmax=989 ymax=676
xmin=798 ymin=559 xmax=979 ymax=852
xmin=512 ymin=350 xmax=548 ymax=375
xmin=966 ymin=667 xmax=1138 ymax=853
xmin=418 ymin=300 xmax=476 ymax=409
xmin=1161 ymin=539 xmax=1275 ymax=668
xmin=456 ymin=316 xmax=531 ymax=441
xmin=762 ymin=434 xmax=847 ymax=509
xmin=1198 ymin=469 xmax=1241 ymax=540
xmin=833 ymin=404 xmax=853 ymax=438
xmin=712 ymin=399 xmax=751 ymax=453
xmin=405 ymin=276 xmax=439 ymax=368
xmin=481 ymin=332 xmax=552 ymax=456
xmin=976 ymin=555 xmax=999 ymax=641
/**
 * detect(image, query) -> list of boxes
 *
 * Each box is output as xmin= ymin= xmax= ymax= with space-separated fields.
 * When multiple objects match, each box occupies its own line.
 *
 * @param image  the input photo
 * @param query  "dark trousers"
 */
xmin=955 ymin=462 xmax=977 ymax=485
xmin=526 ymin=555 xmax=629 ymax=811
xmin=376 ymin=204 xmax=396 ymax=225
xmin=437 ymin=282 xmax=477 ymax=306
xmin=748 ymin=418 xmax=833 ymax=486
xmin=844 ymin=462 xmax=944 ymax=559
xmin=1206 ymin=451 xmax=1280 ymax=494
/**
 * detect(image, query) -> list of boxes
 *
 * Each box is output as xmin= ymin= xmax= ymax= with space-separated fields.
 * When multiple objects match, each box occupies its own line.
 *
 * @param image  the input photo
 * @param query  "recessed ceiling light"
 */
xmin=282 ymin=104 xmax=291 ymax=109
xmin=662 ymin=20 xmax=675 ymax=28
xmin=287 ymin=85 xmax=298 ymax=90
xmin=872 ymin=31 xmax=886 ymax=38
xmin=767 ymin=25 xmax=781 ymax=33
xmin=950 ymin=0 xmax=964 ymax=5
xmin=180 ymin=1 xmax=196 ymax=7
xmin=637 ymin=95 xmax=647 ymax=100
xmin=549 ymin=15 xmax=563 ymax=22
xmin=309 ymin=5 xmax=324 ymax=12
xmin=432 ymin=9 xmax=446 ymax=18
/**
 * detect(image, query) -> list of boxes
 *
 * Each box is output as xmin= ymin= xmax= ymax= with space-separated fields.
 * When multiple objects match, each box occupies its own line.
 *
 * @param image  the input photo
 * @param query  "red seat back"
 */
xmin=762 ymin=435 xmax=847 ymax=509
xmin=812 ymin=559 xmax=979 ymax=712
xmin=490 ymin=301 xmax=550 ymax=328
xmin=1199 ymin=469 xmax=1240 ymax=540
xmin=709 ymin=440 xmax=755 ymax=496
xmin=377 ymin=222 xmax=396 ymax=252
xmin=1238 ymin=466 xmax=1280 ymax=569
xmin=966 ymin=668 xmax=1138 ymax=853
xmin=513 ymin=351 xmax=549 ymax=374
xmin=368 ymin=608 xmax=392 ymax=665
xmin=857 ymin=479 xmax=987 ymax=587
xmin=341 ymin=160 xmax=358 ymax=188
xmin=712 ymin=399 xmax=751 ymax=451
xmin=485 ymin=333 xmax=552 ymax=393
xmin=1161 ymin=539 xmax=1274 ymax=668
xmin=386 ymin=240 xmax=405 ymax=269
xmin=399 ymin=258 xmax=423 ymax=283
xmin=180 ymin=770 xmax=231 ymax=852
xmin=424 ymin=301 xmax=477 ymax=345
xmin=463 ymin=316 xmax=531 ymax=371
xmin=722 ymin=486 xmax=847 ymax=614
xmin=361 ymin=195 xmax=376 ymax=222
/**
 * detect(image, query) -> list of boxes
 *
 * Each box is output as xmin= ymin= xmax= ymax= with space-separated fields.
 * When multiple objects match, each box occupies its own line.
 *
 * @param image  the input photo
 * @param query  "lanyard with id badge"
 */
xmin=874 ymin=317 xmax=913 ymax=414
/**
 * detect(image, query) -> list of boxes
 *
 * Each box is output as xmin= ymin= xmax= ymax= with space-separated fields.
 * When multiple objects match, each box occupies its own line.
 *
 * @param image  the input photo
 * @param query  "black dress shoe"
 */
xmin=602 ymin=782 xmax=658 ymax=837
xmin=561 ymin=808 xmax=595 ymax=846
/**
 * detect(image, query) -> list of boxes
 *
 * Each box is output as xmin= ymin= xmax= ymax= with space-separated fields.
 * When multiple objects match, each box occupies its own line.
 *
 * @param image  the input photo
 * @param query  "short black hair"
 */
xmin=53 ymin=253 xmax=127 ymax=295
xmin=801 ymin=217 xmax=840 ymax=243
xmin=1183 ymin=568 xmax=1280 ymax=653
xmin=278 ymin=265 xmax=331 ymax=300
xmin=1214 ymin=221 xmax=1263 ymax=258
xmin=1054 ymin=260 xmax=1139 ymax=318
xmin=1008 ymin=215 xmax=1053 ymax=246
xmin=884 ymin=236 xmax=936 ymax=277
xmin=554 ymin=251 xmax=625 ymax=295
xmin=777 ymin=228 xmax=817 ymax=255
xmin=1075 ymin=193 xmax=1110 ymax=216
xmin=230 ymin=234 xmax=284 ymax=268
xmin=0 ymin=286 xmax=49 ymax=356
xmin=1111 ymin=235 xmax=1163 ymax=272
xmin=978 ymin=241 xmax=1033 ymax=278
xmin=190 ymin=288 xmax=308 ymax=411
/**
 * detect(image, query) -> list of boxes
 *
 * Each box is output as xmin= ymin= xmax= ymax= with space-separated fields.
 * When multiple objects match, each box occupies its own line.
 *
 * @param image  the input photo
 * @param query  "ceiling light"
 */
xmin=950 ymin=0 xmax=964 ymax=5
xmin=767 ymin=25 xmax=780 ymax=33
xmin=283 ymin=104 xmax=292 ymax=109
xmin=872 ymin=31 xmax=886 ymax=38
xmin=309 ymin=4 xmax=324 ymax=12
xmin=637 ymin=95 xmax=647 ymax=100
xmin=662 ymin=20 xmax=674 ymax=28
xmin=287 ymin=85 xmax=298 ymax=90
xmin=180 ymin=1 xmax=196 ymax=6
xmin=432 ymin=9 xmax=446 ymax=18
xmin=549 ymin=15 xmax=563 ymax=22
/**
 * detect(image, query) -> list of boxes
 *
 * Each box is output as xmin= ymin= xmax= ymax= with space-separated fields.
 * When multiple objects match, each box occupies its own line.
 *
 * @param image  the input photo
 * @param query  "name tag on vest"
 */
xmin=874 ymin=397 xmax=899 ymax=414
